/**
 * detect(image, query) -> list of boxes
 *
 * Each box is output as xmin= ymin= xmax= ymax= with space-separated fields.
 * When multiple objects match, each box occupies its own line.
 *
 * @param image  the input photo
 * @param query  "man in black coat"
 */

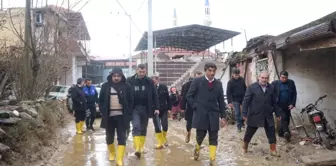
xmin=226 ymin=68 xmax=247 ymax=132
xmin=126 ymin=64 xmax=159 ymax=158
xmin=71 ymin=78 xmax=87 ymax=134
xmin=186 ymin=63 xmax=227 ymax=164
xmin=271 ymin=71 xmax=297 ymax=142
xmin=151 ymin=75 xmax=172 ymax=148
xmin=180 ymin=71 xmax=203 ymax=143
xmin=242 ymin=71 xmax=281 ymax=157
xmin=99 ymin=68 xmax=133 ymax=165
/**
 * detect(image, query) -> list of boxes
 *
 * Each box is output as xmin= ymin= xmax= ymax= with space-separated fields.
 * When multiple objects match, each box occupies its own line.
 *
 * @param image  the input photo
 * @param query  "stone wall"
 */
xmin=281 ymin=47 xmax=336 ymax=129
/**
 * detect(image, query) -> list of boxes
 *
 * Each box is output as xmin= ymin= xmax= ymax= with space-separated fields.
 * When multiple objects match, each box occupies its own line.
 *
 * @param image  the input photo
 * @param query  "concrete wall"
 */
xmin=282 ymin=47 xmax=336 ymax=129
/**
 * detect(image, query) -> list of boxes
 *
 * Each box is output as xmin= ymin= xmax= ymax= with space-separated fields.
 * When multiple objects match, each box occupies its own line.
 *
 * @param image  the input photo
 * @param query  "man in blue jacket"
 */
xmin=272 ymin=71 xmax=297 ymax=142
xmin=83 ymin=78 xmax=98 ymax=131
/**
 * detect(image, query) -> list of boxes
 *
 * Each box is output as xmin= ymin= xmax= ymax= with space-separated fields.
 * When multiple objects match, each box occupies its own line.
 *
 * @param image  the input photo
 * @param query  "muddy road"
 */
xmin=47 ymin=118 xmax=327 ymax=166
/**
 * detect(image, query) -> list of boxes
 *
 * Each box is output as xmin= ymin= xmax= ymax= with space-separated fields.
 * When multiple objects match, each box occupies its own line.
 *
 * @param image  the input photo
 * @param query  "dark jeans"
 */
xmin=278 ymin=102 xmax=291 ymax=137
xmin=74 ymin=110 xmax=85 ymax=123
xmin=243 ymin=119 xmax=276 ymax=144
xmin=86 ymin=105 xmax=96 ymax=128
xmin=106 ymin=115 xmax=127 ymax=145
xmin=233 ymin=102 xmax=243 ymax=129
xmin=132 ymin=105 xmax=149 ymax=136
xmin=196 ymin=126 xmax=218 ymax=146
xmin=153 ymin=110 xmax=168 ymax=133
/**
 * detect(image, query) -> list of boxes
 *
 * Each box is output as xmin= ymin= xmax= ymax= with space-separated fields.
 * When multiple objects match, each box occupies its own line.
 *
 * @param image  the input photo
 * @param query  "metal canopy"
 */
xmin=134 ymin=24 xmax=240 ymax=52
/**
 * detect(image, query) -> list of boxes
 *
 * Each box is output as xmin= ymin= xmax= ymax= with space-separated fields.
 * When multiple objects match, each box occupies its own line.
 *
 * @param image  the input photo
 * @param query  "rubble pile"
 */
xmin=0 ymin=99 xmax=69 ymax=165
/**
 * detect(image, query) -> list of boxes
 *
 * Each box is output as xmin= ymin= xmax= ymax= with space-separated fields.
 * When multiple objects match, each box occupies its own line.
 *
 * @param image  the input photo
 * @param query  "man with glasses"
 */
xmin=272 ymin=71 xmax=297 ymax=142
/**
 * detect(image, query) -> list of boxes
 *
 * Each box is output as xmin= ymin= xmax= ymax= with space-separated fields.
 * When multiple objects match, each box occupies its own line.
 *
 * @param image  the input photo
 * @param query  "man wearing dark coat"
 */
xmin=180 ymin=71 xmax=203 ymax=143
xmin=71 ymin=78 xmax=87 ymax=134
xmin=242 ymin=71 xmax=281 ymax=157
xmin=99 ymin=68 xmax=134 ymax=166
xmin=126 ymin=64 xmax=160 ymax=158
xmin=186 ymin=63 xmax=227 ymax=165
xmin=271 ymin=71 xmax=297 ymax=142
xmin=151 ymin=75 xmax=172 ymax=148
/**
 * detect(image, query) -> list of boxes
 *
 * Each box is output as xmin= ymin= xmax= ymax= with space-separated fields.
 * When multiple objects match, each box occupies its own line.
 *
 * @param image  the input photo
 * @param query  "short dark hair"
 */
xmin=194 ymin=71 xmax=202 ymax=76
xmin=137 ymin=64 xmax=146 ymax=69
xmin=85 ymin=78 xmax=91 ymax=82
xmin=204 ymin=63 xmax=217 ymax=71
xmin=280 ymin=71 xmax=288 ymax=77
xmin=232 ymin=68 xmax=240 ymax=74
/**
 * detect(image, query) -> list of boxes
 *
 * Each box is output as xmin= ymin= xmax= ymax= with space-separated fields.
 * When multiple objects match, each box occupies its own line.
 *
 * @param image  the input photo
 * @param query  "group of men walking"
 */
xmin=225 ymin=69 xmax=297 ymax=156
xmin=71 ymin=61 xmax=297 ymax=165
xmin=71 ymin=78 xmax=98 ymax=134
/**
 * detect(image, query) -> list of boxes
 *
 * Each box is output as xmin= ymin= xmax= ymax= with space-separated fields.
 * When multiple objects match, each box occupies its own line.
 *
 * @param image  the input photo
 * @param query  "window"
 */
xmin=35 ymin=11 xmax=44 ymax=27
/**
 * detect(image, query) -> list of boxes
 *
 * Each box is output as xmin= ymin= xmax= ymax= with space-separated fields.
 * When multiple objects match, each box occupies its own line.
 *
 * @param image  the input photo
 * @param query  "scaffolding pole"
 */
xmin=147 ymin=0 xmax=153 ymax=76
xmin=128 ymin=16 xmax=132 ymax=77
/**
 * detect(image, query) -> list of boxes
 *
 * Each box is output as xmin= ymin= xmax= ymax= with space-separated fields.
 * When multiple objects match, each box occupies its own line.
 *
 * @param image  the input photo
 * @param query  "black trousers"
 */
xmin=74 ymin=110 xmax=85 ymax=123
xmin=106 ymin=116 xmax=127 ymax=145
xmin=86 ymin=104 xmax=96 ymax=128
xmin=278 ymin=102 xmax=291 ymax=137
xmin=153 ymin=110 xmax=168 ymax=133
xmin=185 ymin=108 xmax=194 ymax=132
xmin=196 ymin=127 xmax=218 ymax=146
xmin=243 ymin=119 xmax=276 ymax=144
xmin=186 ymin=119 xmax=192 ymax=132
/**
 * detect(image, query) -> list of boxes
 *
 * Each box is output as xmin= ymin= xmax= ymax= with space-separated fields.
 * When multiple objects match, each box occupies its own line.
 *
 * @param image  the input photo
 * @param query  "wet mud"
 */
xmin=47 ymin=119 xmax=330 ymax=166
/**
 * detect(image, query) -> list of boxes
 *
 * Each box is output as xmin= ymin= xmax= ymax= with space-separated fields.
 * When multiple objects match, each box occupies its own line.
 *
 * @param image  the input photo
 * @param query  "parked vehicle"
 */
xmin=301 ymin=95 xmax=335 ymax=150
xmin=47 ymin=85 xmax=71 ymax=101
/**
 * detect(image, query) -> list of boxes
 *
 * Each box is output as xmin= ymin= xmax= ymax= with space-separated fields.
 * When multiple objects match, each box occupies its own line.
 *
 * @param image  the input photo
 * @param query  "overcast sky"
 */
xmin=5 ymin=0 xmax=336 ymax=59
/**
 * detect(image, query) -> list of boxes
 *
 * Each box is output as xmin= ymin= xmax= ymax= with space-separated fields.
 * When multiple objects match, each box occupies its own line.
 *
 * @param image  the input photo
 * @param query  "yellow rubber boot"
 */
xmin=116 ymin=145 xmax=126 ymax=166
xmin=209 ymin=145 xmax=217 ymax=164
xmin=76 ymin=123 xmax=82 ymax=134
xmin=140 ymin=136 xmax=146 ymax=153
xmin=194 ymin=143 xmax=201 ymax=160
xmin=154 ymin=133 xmax=164 ymax=149
xmin=107 ymin=144 xmax=116 ymax=161
xmin=80 ymin=121 xmax=85 ymax=132
xmin=162 ymin=131 xmax=168 ymax=146
xmin=133 ymin=136 xmax=141 ymax=158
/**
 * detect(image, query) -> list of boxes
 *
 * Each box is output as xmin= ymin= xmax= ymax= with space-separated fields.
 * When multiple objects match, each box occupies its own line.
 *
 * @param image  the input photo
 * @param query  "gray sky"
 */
xmin=5 ymin=0 xmax=336 ymax=59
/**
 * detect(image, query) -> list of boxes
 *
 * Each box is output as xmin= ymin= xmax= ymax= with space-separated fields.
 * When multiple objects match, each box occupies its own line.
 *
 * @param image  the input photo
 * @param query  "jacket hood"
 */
xmin=107 ymin=68 xmax=126 ymax=84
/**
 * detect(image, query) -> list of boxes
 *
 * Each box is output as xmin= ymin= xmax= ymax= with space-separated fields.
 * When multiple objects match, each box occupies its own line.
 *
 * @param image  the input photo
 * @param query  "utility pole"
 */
xmin=154 ymin=36 xmax=157 ymax=74
xmin=128 ymin=15 xmax=132 ymax=77
xmin=111 ymin=12 xmax=133 ymax=77
xmin=147 ymin=0 xmax=153 ymax=76
xmin=242 ymin=28 xmax=248 ymax=45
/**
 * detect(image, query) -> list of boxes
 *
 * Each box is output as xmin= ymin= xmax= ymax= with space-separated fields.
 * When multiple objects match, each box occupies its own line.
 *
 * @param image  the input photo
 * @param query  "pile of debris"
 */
xmin=0 ymin=99 xmax=69 ymax=165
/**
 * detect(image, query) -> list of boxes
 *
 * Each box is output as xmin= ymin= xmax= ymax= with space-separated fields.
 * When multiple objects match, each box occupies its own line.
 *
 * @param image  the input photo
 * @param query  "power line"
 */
xmin=134 ymin=0 xmax=146 ymax=14
xmin=115 ymin=0 xmax=146 ymax=39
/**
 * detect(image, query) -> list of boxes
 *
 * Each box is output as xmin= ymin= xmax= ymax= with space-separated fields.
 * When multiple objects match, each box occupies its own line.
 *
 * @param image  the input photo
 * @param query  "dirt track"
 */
xmin=46 ymin=118 xmax=330 ymax=166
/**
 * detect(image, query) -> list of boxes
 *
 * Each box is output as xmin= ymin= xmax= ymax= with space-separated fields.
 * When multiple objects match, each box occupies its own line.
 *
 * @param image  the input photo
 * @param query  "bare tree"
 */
xmin=0 ymin=0 xmax=88 ymax=101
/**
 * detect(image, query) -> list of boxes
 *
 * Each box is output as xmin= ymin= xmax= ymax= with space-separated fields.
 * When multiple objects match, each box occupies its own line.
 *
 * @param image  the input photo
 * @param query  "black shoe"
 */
xmin=284 ymin=132 xmax=291 ymax=142
xmin=237 ymin=128 xmax=242 ymax=133
xmin=90 ymin=126 xmax=95 ymax=131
